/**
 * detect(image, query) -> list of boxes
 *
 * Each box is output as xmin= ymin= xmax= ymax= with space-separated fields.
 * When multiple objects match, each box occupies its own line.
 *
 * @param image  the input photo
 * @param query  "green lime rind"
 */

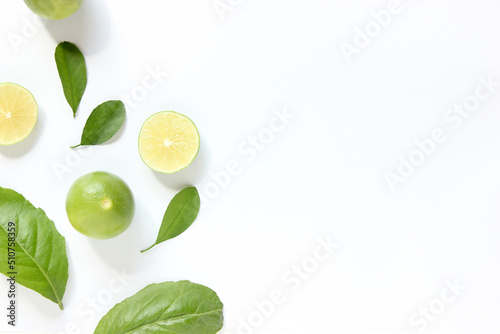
xmin=138 ymin=111 xmax=201 ymax=174
xmin=0 ymin=82 xmax=38 ymax=146
xmin=65 ymin=171 xmax=135 ymax=240
xmin=23 ymin=0 xmax=83 ymax=20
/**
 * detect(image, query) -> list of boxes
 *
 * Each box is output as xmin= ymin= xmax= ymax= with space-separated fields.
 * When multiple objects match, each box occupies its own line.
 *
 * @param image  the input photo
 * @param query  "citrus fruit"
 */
xmin=66 ymin=171 xmax=135 ymax=240
xmin=139 ymin=111 xmax=200 ymax=174
xmin=0 ymin=83 xmax=38 ymax=146
xmin=23 ymin=0 xmax=83 ymax=20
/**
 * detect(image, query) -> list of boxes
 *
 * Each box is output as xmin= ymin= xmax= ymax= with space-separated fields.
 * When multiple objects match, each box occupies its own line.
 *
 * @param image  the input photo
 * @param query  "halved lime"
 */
xmin=139 ymin=111 xmax=200 ymax=174
xmin=0 ymin=83 xmax=38 ymax=146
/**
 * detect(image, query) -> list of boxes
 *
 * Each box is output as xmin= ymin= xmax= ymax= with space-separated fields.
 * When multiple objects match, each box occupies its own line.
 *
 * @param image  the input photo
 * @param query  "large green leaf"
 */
xmin=55 ymin=41 xmax=87 ymax=116
xmin=0 ymin=187 xmax=68 ymax=310
xmin=141 ymin=187 xmax=200 ymax=253
xmin=94 ymin=281 xmax=224 ymax=334
xmin=71 ymin=100 xmax=126 ymax=148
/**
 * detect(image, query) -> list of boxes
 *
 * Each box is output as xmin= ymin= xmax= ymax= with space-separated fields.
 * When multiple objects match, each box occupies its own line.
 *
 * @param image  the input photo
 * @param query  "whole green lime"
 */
xmin=23 ymin=0 xmax=83 ymax=20
xmin=66 ymin=171 xmax=135 ymax=240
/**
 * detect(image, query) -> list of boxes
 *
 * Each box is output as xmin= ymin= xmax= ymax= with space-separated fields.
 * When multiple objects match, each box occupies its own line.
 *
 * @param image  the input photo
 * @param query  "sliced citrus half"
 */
xmin=139 ymin=111 xmax=200 ymax=173
xmin=0 ymin=83 xmax=38 ymax=146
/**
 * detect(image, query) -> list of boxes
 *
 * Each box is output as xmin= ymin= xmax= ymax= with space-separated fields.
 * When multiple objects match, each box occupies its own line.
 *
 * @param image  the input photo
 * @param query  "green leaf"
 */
xmin=94 ymin=281 xmax=224 ymax=334
xmin=71 ymin=100 xmax=126 ymax=148
xmin=141 ymin=187 xmax=200 ymax=253
xmin=55 ymin=41 xmax=87 ymax=117
xmin=0 ymin=187 xmax=68 ymax=310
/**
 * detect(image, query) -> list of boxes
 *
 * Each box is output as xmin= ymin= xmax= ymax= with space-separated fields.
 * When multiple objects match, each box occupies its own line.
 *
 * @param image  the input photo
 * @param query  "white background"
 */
xmin=1 ymin=0 xmax=500 ymax=333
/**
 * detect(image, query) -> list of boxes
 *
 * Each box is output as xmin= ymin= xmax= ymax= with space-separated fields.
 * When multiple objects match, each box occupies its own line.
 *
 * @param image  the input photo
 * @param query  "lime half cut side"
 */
xmin=0 ymin=83 xmax=38 ymax=146
xmin=139 ymin=111 xmax=200 ymax=174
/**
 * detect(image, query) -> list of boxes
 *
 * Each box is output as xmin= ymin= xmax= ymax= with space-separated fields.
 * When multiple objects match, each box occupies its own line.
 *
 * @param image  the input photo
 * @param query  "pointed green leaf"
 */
xmin=71 ymin=100 xmax=126 ymax=148
xmin=55 ymin=41 xmax=87 ymax=116
xmin=0 ymin=187 xmax=68 ymax=310
xmin=94 ymin=281 xmax=224 ymax=334
xmin=141 ymin=187 xmax=200 ymax=253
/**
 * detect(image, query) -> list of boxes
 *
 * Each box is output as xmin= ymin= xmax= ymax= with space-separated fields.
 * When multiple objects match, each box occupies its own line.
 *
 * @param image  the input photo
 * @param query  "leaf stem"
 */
xmin=140 ymin=244 xmax=156 ymax=253
xmin=70 ymin=144 xmax=81 ymax=149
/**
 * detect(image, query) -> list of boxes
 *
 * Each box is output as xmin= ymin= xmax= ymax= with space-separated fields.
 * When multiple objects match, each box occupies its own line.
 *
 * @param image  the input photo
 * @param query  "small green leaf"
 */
xmin=71 ymin=100 xmax=126 ymax=148
xmin=55 ymin=41 xmax=87 ymax=117
xmin=94 ymin=281 xmax=224 ymax=334
xmin=141 ymin=187 xmax=200 ymax=253
xmin=0 ymin=187 xmax=69 ymax=310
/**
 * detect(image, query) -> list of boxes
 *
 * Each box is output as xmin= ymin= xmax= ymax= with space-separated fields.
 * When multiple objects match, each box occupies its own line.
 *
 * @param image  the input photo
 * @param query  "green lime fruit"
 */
xmin=23 ymin=0 xmax=83 ymax=20
xmin=66 ymin=171 xmax=135 ymax=240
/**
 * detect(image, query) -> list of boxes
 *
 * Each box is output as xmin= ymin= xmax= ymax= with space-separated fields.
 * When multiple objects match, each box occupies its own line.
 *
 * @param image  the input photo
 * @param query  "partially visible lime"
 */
xmin=138 ymin=111 xmax=200 ymax=174
xmin=66 ymin=171 xmax=135 ymax=240
xmin=0 ymin=83 xmax=38 ymax=146
xmin=23 ymin=0 xmax=83 ymax=20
